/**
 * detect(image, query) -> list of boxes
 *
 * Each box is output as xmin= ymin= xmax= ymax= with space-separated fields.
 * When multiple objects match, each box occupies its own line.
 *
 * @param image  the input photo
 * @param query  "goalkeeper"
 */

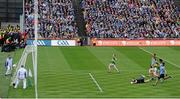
xmin=131 ymin=75 xmax=151 ymax=84
xmin=14 ymin=65 xmax=27 ymax=89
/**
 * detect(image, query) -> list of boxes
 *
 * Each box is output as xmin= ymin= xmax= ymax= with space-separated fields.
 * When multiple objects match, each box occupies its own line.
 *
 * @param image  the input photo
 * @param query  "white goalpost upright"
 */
xmin=11 ymin=45 xmax=35 ymax=86
xmin=11 ymin=0 xmax=39 ymax=98
xmin=11 ymin=45 xmax=38 ymax=98
xmin=34 ymin=0 xmax=38 ymax=98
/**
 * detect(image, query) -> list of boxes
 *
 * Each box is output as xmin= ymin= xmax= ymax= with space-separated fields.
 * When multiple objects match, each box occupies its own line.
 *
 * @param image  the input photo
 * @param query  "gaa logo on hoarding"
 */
xmin=26 ymin=40 xmax=51 ymax=46
xmin=57 ymin=40 xmax=70 ymax=46
xmin=33 ymin=40 xmax=46 ymax=45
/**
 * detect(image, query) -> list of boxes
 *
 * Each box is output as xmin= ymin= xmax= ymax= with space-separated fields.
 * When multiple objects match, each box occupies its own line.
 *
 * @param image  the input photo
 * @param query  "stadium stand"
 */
xmin=81 ymin=0 xmax=180 ymax=39
xmin=24 ymin=0 xmax=78 ymax=39
xmin=0 ymin=25 xmax=26 ymax=52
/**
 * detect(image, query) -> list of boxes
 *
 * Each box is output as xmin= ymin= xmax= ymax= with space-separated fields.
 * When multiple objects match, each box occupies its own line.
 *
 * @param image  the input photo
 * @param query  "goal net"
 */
xmin=11 ymin=45 xmax=36 ymax=86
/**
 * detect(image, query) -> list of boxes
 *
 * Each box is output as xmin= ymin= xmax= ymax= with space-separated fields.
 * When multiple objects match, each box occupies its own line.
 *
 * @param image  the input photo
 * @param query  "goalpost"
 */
xmin=34 ymin=0 xmax=38 ymax=98
xmin=11 ymin=45 xmax=38 ymax=98
xmin=11 ymin=0 xmax=38 ymax=98
xmin=11 ymin=45 xmax=36 ymax=86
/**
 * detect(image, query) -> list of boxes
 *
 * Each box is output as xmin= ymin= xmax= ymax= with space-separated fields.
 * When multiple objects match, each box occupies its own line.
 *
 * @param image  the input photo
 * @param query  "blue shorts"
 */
xmin=158 ymin=74 xmax=165 ymax=79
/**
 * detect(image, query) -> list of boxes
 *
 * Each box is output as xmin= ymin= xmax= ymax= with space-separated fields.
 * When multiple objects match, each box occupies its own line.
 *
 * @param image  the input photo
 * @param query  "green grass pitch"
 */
xmin=0 ymin=46 xmax=180 ymax=98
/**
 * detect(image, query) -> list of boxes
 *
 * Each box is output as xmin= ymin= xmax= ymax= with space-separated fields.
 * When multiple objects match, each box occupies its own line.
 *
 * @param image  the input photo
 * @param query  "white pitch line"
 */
xmin=89 ymin=73 xmax=103 ymax=92
xmin=139 ymin=47 xmax=180 ymax=69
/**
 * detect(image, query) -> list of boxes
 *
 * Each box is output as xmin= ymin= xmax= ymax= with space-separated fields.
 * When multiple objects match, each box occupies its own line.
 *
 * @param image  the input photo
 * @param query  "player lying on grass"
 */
xmin=131 ymin=65 xmax=157 ymax=84
xmin=131 ymin=75 xmax=151 ymax=84
xmin=108 ymin=53 xmax=119 ymax=73
xmin=153 ymin=59 xmax=172 ymax=86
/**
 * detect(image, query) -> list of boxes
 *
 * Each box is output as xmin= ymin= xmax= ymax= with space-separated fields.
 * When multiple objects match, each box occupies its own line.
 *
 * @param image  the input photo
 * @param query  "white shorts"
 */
xmin=109 ymin=63 xmax=116 ymax=67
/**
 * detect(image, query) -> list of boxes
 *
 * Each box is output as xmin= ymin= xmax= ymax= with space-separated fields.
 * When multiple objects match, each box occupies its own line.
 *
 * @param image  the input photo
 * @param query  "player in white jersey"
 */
xmin=5 ymin=55 xmax=13 ymax=76
xmin=148 ymin=65 xmax=158 ymax=80
xmin=151 ymin=53 xmax=158 ymax=67
xmin=153 ymin=67 xmax=159 ymax=77
xmin=148 ymin=66 xmax=154 ymax=77
xmin=14 ymin=65 xmax=27 ymax=89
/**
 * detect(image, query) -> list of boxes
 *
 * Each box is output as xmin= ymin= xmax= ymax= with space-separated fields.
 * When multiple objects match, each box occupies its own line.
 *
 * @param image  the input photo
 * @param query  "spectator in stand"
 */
xmin=81 ymin=0 xmax=180 ymax=39
xmin=0 ymin=25 xmax=25 ymax=49
xmin=24 ymin=0 xmax=78 ymax=39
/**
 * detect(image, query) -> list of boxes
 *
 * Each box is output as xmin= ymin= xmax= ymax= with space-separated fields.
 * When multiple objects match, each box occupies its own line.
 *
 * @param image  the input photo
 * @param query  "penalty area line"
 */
xmin=139 ymin=47 xmax=180 ymax=69
xmin=88 ymin=73 xmax=103 ymax=92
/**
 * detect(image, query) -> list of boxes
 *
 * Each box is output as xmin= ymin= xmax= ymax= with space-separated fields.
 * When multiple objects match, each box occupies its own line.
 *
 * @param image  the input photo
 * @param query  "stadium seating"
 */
xmin=81 ymin=0 xmax=180 ymax=39
xmin=0 ymin=25 xmax=25 ymax=51
xmin=0 ymin=25 xmax=22 ymax=45
xmin=24 ymin=0 xmax=78 ymax=39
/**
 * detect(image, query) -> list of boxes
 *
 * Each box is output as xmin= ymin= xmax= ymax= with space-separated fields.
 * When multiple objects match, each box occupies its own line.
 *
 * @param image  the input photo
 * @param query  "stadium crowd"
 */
xmin=24 ymin=0 xmax=78 ymax=39
xmin=0 ymin=25 xmax=26 ymax=52
xmin=81 ymin=0 xmax=180 ymax=39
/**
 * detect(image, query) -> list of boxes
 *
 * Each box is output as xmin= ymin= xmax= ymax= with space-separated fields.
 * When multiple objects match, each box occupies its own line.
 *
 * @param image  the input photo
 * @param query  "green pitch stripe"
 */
xmin=38 ymin=72 xmax=98 ymax=98
xmin=60 ymin=47 xmax=105 ymax=71
xmin=38 ymin=47 xmax=71 ymax=72
xmin=113 ymin=47 xmax=151 ymax=70
xmin=0 ymin=51 xmax=10 ymax=98
xmin=87 ymin=47 xmax=146 ymax=71
xmin=170 ymin=47 xmax=180 ymax=52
